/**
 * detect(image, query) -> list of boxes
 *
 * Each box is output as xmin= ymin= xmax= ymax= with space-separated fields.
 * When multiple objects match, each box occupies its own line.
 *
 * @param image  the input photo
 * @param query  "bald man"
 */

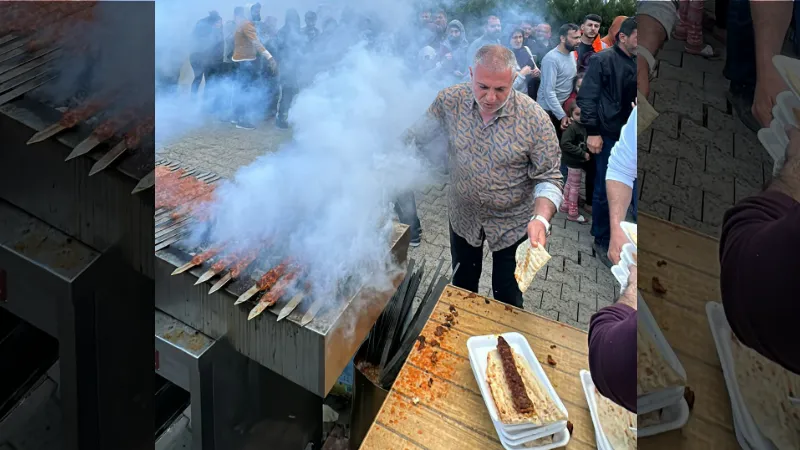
xmin=403 ymin=45 xmax=563 ymax=307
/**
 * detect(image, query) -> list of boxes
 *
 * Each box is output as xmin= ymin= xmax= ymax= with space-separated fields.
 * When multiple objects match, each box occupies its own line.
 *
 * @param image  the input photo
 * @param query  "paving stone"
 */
xmin=564 ymin=259 xmax=597 ymax=283
xmin=560 ymin=316 xmax=586 ymax=330
xmin=547 ymin=237 xmax=581 ymax=263
xmin=545 ymin=266 xmax=579 ymax=289
xmin=656 ymin=49 xmax=682 ymax=67
xmin=529 ymin=307 xmax=558 ymax=322
xmin=703 ymin=72 xmax=730 ymax=95
xmin=522 ymin=289 xmax=543 ymax=310
xmin=551 ymin=226 xmax=578 ymax=241
xmin=734 ymin=177 xmax=764 ymax=203
xmin=682 ymin=53 xmax=725 ymax=75
xmin=640 ymin=152 xmax=677 ymax=182
xmin=659 ymin=62 xmax=704 ymax=87
xmin=674 ymin=160 xmax=735 ymax=204
xmin=650 ymin=111 xmax=679 ymax=139
xmin=669 ymin=207 xmax=722 ymax=238
xmin=654 ymin=90 xmax=703 ymax=123
xmin=639 ymin=129 xmax=653 ymax=154
xmin=536 ymin=279 xmax=563 ymax=297
xmin=580 ymin=277 xmax=615 ymax=300
xmin=597 ymin=268 xmax=616 ymax=288
xmin=650 ymin=78 xmax=679 ymax=97
xmin=579 ymin=251 xmax=605 ymax=270
xmin=734 ymin=132 xmax=772 ymax=164
xmin=578 ymin=304 xmax=596 ymax=325
xmin=680 ymin=118 xmax=733 ymax=155
xmin=707 ymin=107 xmax=737 ymax=134
xmin=703 ymin=192 xmax=733 ymax=227
xmin=562 ymin=283 xmax=596 ymax=309
xmin=547 ymin=255 xmax=565 ymax=272
xmin=680 ymin=81 xmax=727 ymax=112
xmin=597 ymin=296 xmax=614 ymax=310
xmin=706 ymin=145 xmax=763 ymax=183
xmin=641 ymin=175 xmax=704 ymax=220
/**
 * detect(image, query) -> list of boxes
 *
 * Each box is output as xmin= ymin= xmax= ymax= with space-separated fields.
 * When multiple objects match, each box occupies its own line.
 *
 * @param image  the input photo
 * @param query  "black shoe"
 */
xmin=726 ymin=88 xmax=760 ymax=133
xmin=236 ymin=121 xmax=255 ymax=130
xmin=592 ymin=241 xmax=613 ymax=269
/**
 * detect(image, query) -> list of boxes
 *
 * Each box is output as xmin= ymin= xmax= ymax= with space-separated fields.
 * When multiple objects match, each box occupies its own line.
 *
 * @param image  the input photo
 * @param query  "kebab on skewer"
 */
xmin=27 ymin=96 xmax=111 ymax=144
xmin=248 ymin=268 xmax=302 ymax=320
xmin=89 ymin=115 xmax=155 ymax=175
xmin=208 ymin=249 xmax=259 ymax=294
xmin=66 ymin=108 xmax=138 ymax=161
xmin=235 ymin=260 xmax=292 ymax=305
xmin=195 ymin=251 xmax=239 ymax=285
xmin=171 ymin=245 xmax=223 ymax=275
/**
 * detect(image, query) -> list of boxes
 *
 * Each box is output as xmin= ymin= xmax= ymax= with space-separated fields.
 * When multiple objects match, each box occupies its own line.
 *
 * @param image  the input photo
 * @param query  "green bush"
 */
xmin=547 ymin=0 xmax=636 ymax=35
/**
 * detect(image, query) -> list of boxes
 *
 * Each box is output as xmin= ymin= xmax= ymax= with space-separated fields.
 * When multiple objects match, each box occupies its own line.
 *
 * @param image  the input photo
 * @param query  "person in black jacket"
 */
xmin=189 ymin=11 xmax=224 ymax=95
xmin=576 ymin=17 xmax=637 ymax=268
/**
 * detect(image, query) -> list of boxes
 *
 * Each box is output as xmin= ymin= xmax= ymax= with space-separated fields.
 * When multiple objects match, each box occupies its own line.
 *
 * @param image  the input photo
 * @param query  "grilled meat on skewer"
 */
xmin=234 ymin=261 xmax=291 ymax=305
xmin=247 ymin=270 xmax=302 ymax=320
xmin=124 ymin=116 xmax=155 ymax=148
xmin=89 ymin=116 xmax=156 ymax=176
xmin=65 ymin=108 xmax=138 ymax=161
xmin=171 ymin=245 xmax=223 ymax=275
xmin=208 ymin=250 xmax=259 ymax=294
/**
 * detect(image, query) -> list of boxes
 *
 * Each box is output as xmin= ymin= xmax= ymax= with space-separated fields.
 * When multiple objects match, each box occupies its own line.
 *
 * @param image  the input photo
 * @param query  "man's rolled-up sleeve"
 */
xmin=637 ymin=0 xmax=679 ymax=37
xmin=588 ymin=303 xmax=637 ymax=413
xmin=606 ymin=108 xmax=638 ymax=188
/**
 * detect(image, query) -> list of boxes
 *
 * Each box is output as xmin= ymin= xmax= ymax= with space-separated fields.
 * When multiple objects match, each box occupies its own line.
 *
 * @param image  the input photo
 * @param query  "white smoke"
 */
xmin=155 ymin=0 xmax=448 ymax=303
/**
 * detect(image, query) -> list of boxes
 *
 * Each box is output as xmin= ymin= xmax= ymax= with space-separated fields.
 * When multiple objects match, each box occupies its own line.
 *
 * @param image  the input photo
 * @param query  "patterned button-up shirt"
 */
xmin=406 ymin=83 xmax=564 ymax=251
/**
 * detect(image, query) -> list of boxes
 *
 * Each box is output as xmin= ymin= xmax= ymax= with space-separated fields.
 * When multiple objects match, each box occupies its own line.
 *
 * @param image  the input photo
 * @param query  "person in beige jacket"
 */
xmin=230 ymin=5 xmax=275 ymax=129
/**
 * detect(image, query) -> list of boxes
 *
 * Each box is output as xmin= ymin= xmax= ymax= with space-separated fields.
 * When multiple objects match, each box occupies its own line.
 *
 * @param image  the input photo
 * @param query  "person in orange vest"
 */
xmin=573 ymin=13 xmax=607 ymax=73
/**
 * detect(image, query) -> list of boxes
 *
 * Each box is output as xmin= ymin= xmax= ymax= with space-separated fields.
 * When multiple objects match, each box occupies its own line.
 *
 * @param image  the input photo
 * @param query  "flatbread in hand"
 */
xmin=637 ymin=325 xmax=685 ymax=396
xmin=514 ymin=239 xmax=551 ymax=293
xmin=485 ymin=349 xmax=566 ymax=426
xmin=595 ymin=387 xmax=637 ymax=449
xmin=730 ymin=334 xmax=800 ymax=450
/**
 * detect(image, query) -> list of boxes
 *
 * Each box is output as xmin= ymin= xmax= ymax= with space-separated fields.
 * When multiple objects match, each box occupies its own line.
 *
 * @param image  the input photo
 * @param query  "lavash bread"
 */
xmin=594 ymin=387 xmax=637 ymax=449
xmin=485 ymin=348 xmax=566 ymax=426
xmin=514 ymin=239 xmax=551 ymax=293
xmin=522 ymin=434 xmax=554 ymax=448
xmin=730 ymin=334 xmax=800 ymax=449
xmin=637 ymin=325 xmax=685 ymax=396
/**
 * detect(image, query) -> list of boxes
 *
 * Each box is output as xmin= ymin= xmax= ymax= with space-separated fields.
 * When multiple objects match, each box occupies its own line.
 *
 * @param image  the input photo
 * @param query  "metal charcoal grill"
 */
xmin=0 ymin=3 xmax=155 ymax=449
xmin=153 ymin=160 xmax=412 ymax=449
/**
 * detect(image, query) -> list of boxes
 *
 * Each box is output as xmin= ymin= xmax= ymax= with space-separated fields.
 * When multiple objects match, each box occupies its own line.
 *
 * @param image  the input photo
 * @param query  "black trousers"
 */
xmin=449 ymin=223 xmax=526 ymax=308
xmin=546 ymin=110 xmax=564 ymax=141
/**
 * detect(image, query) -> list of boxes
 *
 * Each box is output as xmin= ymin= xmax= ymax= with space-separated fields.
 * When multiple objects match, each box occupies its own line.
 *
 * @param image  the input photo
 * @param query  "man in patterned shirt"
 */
xmin=404 ymin=45 xmax=564 ymax=307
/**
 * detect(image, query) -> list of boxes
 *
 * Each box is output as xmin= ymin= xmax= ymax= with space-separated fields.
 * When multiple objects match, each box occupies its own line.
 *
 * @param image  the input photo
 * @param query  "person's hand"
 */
xmin=587 ymin=135 xmax=603 ymax=154
xmin=584 ymin=152 xmax=591 ymax=161
xmin=625 ymin=265 xmax=638 ymax=296
xmin=771 ymin=127 xmax=800 ymax=201
xmin=637 ymin=55 xmax=650 ymax=97
xmin=531 ymin=67 xmax=541 ymax=78
xmin=608 ymin=225 xmax=627 ymax=265
xmin=560 ymin=116 xmax=570 ymax=130
xmin=527 ymin=219 xmax=547 ymax=248
xmin=519 ymin=66 xmax=532 ymax=77
xmin=445 ymin=52 xmax=453 ymax=60
xmin=752 ymin=63 xmax=788 ymax=128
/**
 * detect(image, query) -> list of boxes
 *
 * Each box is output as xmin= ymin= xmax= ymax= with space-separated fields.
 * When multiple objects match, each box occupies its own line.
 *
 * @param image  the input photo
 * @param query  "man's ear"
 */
xmin=468 ymin=67 xmax=473 ymax=79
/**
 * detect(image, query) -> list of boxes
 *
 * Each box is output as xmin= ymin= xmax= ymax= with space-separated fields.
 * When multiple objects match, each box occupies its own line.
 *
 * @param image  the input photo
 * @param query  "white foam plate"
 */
xmin=705 ymin=302 xmax=778 ymax=450
xmin=619 ymin=222 xmax=637 ymax=249
xmin=773 ymin=55 xmax=800 ymax=101
xmin=497 ymin=426 xmax=570 ymax=450
xmin=771 ymin=118 xmax=789 ymax=148
xmin=757 ymin=128 xmax=787 ymax=176
xmin=621 ymin=243 xmax=636 ymax=268
xmin=611 ymin=264 xmax=629 ymax=291
xmin=637 ymin=398 xmax=690 ymax=437
xmin=637 ymin=293 xmax=688 ymax=414
xmin=579 ymin=370 xmax=612 ymax=450
xmin=775 ymin=90 xmax=800 ymax=129
xmin=466 ymin=333 xmax=569 ymax=440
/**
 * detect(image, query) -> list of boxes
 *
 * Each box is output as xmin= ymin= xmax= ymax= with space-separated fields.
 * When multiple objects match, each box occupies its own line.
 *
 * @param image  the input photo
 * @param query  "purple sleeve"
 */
xmin=588 ymin=303 xmax=637 ymax=413
xmin=719 ymin=189 xmax=800 ymax=374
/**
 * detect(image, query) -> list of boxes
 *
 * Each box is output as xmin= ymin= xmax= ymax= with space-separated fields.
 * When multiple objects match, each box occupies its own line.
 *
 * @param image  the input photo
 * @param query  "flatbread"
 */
xmin=594 ymin=387 xmax=637 ymax=449
xmin=514 ymin=239 xmax=551 ymax=293
xmin=486 ymin=348 xmax=566 ymax=426
xmin=637 ymin=90 xmax=658 ymax=135
xmin=730 ymin=334 xmax=800 ymax=450
xmin=637 ymin=325 xmax=685 ymax=396
xmin=522 ymin=434 xmax=554 ymax=448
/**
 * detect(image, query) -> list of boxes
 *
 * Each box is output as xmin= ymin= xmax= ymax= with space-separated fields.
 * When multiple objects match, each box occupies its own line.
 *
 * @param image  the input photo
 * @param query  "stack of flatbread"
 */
xmin=730 ymin=334 xmax=800 ymax=449
xmin=637 ymin=325 xmax=686 ymax=396
xmin=514 ymin=239 xmax=551 ymax=293
xmin=594 ymin=387 xmax=637 ymax=449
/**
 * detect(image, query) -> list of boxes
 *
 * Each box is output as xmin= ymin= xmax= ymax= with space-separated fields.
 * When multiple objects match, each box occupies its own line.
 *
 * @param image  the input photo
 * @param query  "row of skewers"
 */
xmin=171 ymin=246 xmax=322 ymax=324
xmin=154 ymin=160 xmax=222 ymax=251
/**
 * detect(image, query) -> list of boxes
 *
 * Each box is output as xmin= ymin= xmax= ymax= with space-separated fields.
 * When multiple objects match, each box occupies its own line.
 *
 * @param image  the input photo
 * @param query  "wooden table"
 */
xmin=360 ymin=284 xmax=597 ymax=450
xmin=637 ymin=213 xmax=738 ymax=449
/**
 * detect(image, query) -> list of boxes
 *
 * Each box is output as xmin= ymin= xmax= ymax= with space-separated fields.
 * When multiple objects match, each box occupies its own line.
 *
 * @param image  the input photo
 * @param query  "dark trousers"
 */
xmin=630 ymin=180 xmax=638 ymax=222
xmin=715 ymin=0 xmax=729 ymax=29
xmin=546 ymin=111 xmax=564 ymax=140
xmin=723 ymin=0 xmax=756 ymax=94
xmin=591 ymin=137 xmax=616 ymax=248
xmin=449 ymin=224 xmax=526 ymax=308
xmin=233 ymin=60 xmax=260 ymax=122
xmin=394 ymin=192 xmax=422 ymax=242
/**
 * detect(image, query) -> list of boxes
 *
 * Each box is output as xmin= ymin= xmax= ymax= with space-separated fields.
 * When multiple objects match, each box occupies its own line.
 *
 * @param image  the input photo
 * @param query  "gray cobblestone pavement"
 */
xmin=641 ymin=35 xmax=773 ymax=238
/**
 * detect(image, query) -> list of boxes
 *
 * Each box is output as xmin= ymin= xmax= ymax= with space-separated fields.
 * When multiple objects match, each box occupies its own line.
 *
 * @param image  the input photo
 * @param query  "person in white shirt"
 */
xmin=606 ymin=105 xmax=637 ymax=264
